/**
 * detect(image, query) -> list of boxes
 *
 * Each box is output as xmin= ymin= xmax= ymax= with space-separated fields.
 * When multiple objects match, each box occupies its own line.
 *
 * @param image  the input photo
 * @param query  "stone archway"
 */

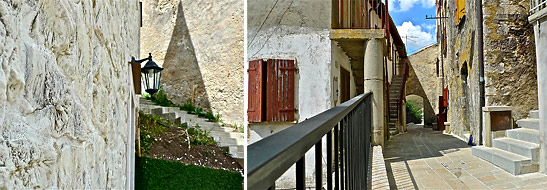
xmin=406 ymin=94 xmax=424 ymax=124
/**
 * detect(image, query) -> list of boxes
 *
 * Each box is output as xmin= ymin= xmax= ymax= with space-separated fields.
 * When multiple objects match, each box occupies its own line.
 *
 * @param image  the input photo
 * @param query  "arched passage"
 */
xmin=405 ymin=65 xmax=437 ymax=126
xmin=406 ymin=95 xmax=424 ymax=124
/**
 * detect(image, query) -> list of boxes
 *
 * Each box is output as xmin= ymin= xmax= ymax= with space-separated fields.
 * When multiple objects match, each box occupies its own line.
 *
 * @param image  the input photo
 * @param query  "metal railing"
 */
xmin=247 ymin=93 xmax=373 ymax=190
xmin=531 ymin=0 xmax=547 ymax=14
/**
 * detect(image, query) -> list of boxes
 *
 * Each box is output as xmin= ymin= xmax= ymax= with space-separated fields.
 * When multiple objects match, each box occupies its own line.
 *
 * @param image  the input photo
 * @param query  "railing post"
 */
xmin=297 ymin=157 xmax=306 ymax=190
xmin=267 ymin=183 xmax=275 ymax=190
xmin=315 ymin=140 xmax=322 ymax=190
xmin=340 ymin=119 xmax=345 ymax=190
xmin=327 ymin=130 xmax=333 ymax=190
xmin=334 ymin=124 xmax=339 ymax=190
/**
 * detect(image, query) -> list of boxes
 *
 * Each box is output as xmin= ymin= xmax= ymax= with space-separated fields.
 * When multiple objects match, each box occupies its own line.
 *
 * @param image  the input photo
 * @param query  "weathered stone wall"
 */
xmin=141 ymin=0 xmax=244 ymax=125
xmin=443 ymin=0 xmax=484 ymax=144
xmin=442 ymin=0 xmax=537 ymax=144
xmin=483 ymin=0 xmax=537 ymax=119
xmin=407 ymin=44 xmax=441 ymax=125
xmin=0 ymin=0 xmax=140 ymax=188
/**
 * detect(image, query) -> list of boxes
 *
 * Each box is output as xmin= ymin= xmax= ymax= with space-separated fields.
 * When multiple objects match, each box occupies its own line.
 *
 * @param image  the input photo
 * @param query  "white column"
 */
xmin=364 ymin=38 xmax=385 ymax=147
xmin=534 ymin=19 xmax=547 ymax=174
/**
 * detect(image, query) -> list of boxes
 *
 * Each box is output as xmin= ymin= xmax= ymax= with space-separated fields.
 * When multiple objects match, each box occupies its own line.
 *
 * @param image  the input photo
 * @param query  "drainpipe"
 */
xmin=477 ymin=0 xmax=485 ymax=145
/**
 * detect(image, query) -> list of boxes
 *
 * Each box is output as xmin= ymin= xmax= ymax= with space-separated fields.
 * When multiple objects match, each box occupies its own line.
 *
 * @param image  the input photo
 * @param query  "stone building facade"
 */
xmin=437 ymin=0 xmax=537 ymax=144
xmin=140 ymin=0 xmax=244 ymax=125
xmin=406 ymin=44 xmax=441 ymax=126
xmin=0 ymin=0 xmax=140 ymax=188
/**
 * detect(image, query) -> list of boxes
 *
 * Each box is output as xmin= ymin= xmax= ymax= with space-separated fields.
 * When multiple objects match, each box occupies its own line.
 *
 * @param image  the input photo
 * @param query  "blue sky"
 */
xmin=388 ymin=0 xmax=438 ymax=55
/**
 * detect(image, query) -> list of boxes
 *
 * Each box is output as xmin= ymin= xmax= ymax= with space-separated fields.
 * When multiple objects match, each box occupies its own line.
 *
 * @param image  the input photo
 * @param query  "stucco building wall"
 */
xmin=141 ymin=0 xmax=244 ymax=125
xmin=0 ymin=0 xmax=140 ymax=188
xmin=246 ymin=0 xmax=346 ymax=188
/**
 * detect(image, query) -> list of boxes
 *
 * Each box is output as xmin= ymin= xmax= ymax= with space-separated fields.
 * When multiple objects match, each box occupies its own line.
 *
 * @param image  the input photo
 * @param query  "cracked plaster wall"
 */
xmin=0 ymin=0 xmax=140 ymax=188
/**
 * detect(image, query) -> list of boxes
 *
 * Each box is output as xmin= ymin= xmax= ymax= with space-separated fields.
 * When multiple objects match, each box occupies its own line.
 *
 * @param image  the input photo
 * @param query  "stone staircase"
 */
xmin=388 ymin=75 xmax=404 ymax=136
xmin=472 ymin=110 xmax=540 ymax=175
xmin=138 ymin=97 xmax=244 ymax=164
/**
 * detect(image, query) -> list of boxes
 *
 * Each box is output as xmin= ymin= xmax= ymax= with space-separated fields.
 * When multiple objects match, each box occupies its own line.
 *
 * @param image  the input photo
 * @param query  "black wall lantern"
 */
xmin=130 ymin=53 xmax=163 ymax=95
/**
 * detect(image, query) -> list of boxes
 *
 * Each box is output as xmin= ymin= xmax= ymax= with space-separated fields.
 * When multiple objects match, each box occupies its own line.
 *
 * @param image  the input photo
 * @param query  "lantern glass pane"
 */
xmin=141 ymin=72 xmax=150 ymax=90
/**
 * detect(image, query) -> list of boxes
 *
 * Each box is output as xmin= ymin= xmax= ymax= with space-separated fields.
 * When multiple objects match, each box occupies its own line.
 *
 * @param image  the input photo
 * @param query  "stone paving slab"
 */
xmin=384 ymin=124 xmax=547 ymax=189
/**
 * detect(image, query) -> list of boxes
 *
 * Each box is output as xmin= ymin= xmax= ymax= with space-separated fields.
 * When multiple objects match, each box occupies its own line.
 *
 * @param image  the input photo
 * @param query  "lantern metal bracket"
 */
xmin=131 ymin=53 xmax=153 ymax=64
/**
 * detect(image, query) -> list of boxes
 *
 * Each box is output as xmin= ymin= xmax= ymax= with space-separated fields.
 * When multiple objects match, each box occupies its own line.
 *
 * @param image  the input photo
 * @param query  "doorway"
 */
xmin=340 ymin=68 xmax=351 ymax=103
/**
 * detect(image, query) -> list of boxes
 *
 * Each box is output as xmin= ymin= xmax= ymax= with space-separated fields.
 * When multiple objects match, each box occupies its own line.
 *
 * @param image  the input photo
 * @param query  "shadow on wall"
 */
xmin=161 ymin=2 xmax=211 ymax=110
xmin=406 ymin=64 xmax=436 ymax=126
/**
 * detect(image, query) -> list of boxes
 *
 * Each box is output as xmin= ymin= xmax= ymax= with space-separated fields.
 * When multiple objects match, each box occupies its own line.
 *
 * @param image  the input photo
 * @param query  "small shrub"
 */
xmin=138 ymin=112 xmax=168 ymax=156
xmin=142 ymin=94 xmax=151 ymax=99
xmin=204 ymin=111 xmax=221 ymax=122
xmin=180 ymin=99 xmax=195 ymax=112
xmin=188 ymin=124 xmax=217 ymax=145
xmin=406 ymin=101 xmax=423 ymax=123
xmin=151 ymin=89 xmax=175 ymax=107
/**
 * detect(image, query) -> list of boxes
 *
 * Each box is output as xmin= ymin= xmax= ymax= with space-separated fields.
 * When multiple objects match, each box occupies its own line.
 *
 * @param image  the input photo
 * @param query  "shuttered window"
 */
xmin=248 ymin=59 xmax=297 ymax=122
xmin=455 ymin=0 xmax=465 ymax=24
xmin=247 ymin=59 xmax=263 ymax=122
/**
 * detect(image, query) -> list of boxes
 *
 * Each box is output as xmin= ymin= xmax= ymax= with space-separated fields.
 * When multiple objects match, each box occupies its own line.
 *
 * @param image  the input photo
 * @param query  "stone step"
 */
xmin=516 ymin=119 xmax=540 ymax=130
xmin=151 ymin=107 xmax=169 ymax=115
xmin=143 ymin=103 xmax=245 ymax=161
xmin=218 ymin=138 xmax=245 ymax=147
xmin=472 ymin=146 xmax=538 ymax=175
xmin=506 ymin=128 xmax=540 ymax=144
xmin=209 ymin=131 xmax=245 ymax=139
xmin=229 ymin=145 xmax=244 ymax=152
xmin=530 ymin=110 xmax=539 ymax=119
xmin=389 ymin=129 xmax=398 ymax=136
xmin=493 ymin=138 xmax=539 ymax=162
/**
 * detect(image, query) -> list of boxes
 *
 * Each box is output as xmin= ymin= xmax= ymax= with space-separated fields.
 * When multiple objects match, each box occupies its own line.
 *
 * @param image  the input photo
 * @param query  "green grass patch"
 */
xmin=135 ymin=157 xmax=243 ymax=190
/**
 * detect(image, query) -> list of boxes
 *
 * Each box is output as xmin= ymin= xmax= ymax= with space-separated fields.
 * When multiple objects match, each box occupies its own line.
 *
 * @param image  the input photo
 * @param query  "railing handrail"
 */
xmin=247 ymin=92 xmax=372 ymax=189
xmin=530 ymin=0 xmax=546 ymax=14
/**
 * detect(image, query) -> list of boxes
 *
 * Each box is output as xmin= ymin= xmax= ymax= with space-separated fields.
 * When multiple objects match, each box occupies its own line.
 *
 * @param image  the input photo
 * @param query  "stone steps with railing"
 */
xmin=138 ymin=97 xmax=245 ymax=162
xmin=388 ymin=75 xmax=404 ymax=136
xmin=472 ymin=110 xmax=540 ymax=175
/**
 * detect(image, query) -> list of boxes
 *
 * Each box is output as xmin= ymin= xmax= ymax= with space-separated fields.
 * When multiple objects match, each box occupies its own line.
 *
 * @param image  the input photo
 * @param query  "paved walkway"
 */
xmin=384 ymin=124 xmax=547 ymax=189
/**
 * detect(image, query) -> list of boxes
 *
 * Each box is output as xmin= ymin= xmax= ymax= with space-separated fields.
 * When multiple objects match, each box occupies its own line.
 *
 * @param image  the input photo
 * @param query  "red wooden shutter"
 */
xmin=266 ymin=59 xmax=296 ymax=122
xmin=248 ymin=59 xmax=263 ymax=122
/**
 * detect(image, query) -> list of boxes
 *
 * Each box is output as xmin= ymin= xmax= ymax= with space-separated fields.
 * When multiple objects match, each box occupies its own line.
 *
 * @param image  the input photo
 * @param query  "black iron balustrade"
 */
xmin=247 ymin=93 xmax=373 ymax=190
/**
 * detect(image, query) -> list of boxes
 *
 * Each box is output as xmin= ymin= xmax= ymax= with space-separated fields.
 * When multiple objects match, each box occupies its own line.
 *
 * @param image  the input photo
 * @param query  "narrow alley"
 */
xmin=384 ymin=124 xmax=547 ymax=189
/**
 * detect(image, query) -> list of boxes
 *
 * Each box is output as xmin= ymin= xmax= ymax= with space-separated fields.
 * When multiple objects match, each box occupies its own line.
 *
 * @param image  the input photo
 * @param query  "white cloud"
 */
xmin=393 ymin=0 xmax=436 ymax=12
xmin=396 ymin=21 xmax=436 ymax=53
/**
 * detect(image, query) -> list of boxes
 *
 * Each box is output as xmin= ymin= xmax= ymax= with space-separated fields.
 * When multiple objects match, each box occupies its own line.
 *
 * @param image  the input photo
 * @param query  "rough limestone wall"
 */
xmin=141 ymin=0 xmax=244 ymax=125
xmin=483 ymin=0 xmax=538 ymax=120
xmin=444 ymin=0 xmax=482 ymax=144
xmin=0 ymin=0 xmax=139 ymax=188
xmin=407 ymin=44 xmax=441 ymax=125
